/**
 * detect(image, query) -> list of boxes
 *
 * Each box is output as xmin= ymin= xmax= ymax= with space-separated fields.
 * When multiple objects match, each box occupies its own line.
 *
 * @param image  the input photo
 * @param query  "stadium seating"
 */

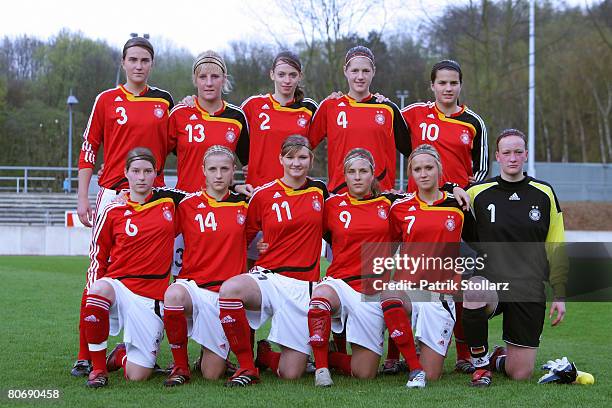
xmin=0 ymin=193 xmax=95 ymax=226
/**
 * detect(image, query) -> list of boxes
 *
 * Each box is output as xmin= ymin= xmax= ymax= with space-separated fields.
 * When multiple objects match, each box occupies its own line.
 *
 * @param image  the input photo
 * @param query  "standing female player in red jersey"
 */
xmin=72 ymin=36 xmax=174 ymax=377
xmin=218 ymin=135 xmax=328 ymax=387
xmin=83 ymin=147 xmax=185 ymax=388
xmin=162 ymin=145 xmax=248 ymax=387
xmin=307 ymin=148 xmax=403 ymax=387
xmin=168 ymin=51 xmax=249 ymax=276
xmin=241 ymin=51 xmax=318 ymax=190
xmin=308 ymin=45 xmax=412 ymax=194
xmin=384 ymin=144 xmax=476 ymax=388
xmin=401 ymin=60 xmax=487 ymax=373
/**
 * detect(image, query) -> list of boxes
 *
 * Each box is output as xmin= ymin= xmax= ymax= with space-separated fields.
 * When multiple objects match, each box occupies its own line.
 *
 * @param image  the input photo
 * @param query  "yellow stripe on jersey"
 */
xmin=467 ymin=181 xmax=498 ymax=206
xmin=127 ymin=197 xmax=175 ymax=211
xmin=276 ymin=180 xmax=324 ymax=197
xmin=529 ymin=181 xmax=565 ymax=243
xmin=529 ymin=181 xmax=568 ymax=299
xmin=346 ymin=96 xmax=394 ymax=117
xmin=347 ymin=195 xmax=391 ymax=206
xmin=270 ymin=95 xmax=313 ymax=115
xmin=119 ymin=86 xmax=170 ymax=106
xmin=203 ymin=192 xmax=248 ymax=208
xmin=434 ymin=104 xmax=477 ymax=136
xmin=196 ymin=101 xmax=243 ymax=130
xmin=415 ymin=193 xmax=464 ymax=219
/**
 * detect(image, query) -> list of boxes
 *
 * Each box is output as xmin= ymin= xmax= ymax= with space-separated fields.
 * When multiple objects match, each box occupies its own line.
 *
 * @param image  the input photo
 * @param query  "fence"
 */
xmin=0 ymin=163 xmax=610 ymax=200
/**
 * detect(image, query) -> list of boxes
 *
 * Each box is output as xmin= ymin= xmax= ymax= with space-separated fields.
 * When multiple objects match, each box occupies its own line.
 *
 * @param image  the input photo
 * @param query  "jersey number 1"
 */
xmin=487 ymin=204 xmax=495 ymax=223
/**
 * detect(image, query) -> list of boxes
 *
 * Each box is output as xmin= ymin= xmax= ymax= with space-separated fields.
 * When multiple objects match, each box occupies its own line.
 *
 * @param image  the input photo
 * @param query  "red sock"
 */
xmin=164 ymin=306 xmax=190 ymax=372
xmin=333 ymin=332 xmax=347 ymax=354
xmin=84 ymin=294 xmax=111 ymax=373
xmin=454 ymin=303 xmax=470 ymax=361
xmin=258 ymin=348 xmax=281 ymax=374
xmin=386 ymin=338 xmax=400 ymax=360
xmin=219 ymin=298 xmax=256 ymax=372
xmin=308 ymin=298 xmax=332 ymax=370
xmin=381 ymin=299 xmax=422 ymax=371
xmin=329 ymin=352 xmax=352 ymax=376
xmin=77 ymin=289 xmax=91 ymax=361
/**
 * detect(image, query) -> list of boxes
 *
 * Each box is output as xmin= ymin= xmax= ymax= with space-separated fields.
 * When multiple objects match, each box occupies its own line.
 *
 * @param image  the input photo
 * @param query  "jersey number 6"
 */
xmin=125 ymin=218 xmax=138 ymax=236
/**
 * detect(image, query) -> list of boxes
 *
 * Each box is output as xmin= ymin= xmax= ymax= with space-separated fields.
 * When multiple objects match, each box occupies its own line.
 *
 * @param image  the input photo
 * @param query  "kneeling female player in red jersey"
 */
xmin=83 ymin=147 xmax=185 ymax=388
xmin=384 ymin=144 xmax=475 ymax=389
xmin=168 ymin=51 xmax=249 ymax=276
xmin=307 ymin=148 xmax=403 ymax=387
xmin=72 ymin=36 xmax=174 ymax=377
xmin=218 ymin=135 xmax=328 ymax=387
xmin=308 ymin=45 xmax=412 ymax=194
xmin=162 ymin=145 xmax=248 ymax=386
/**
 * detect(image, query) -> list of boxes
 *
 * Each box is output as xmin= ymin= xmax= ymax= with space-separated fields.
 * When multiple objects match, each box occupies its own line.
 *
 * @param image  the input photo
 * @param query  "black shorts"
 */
xmin=490 ymin=302 xmax=546 ymax=348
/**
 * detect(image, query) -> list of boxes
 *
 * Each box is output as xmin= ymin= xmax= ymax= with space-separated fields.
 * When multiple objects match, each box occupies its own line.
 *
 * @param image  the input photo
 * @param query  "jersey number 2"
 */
xmin=259 ymin=113 xmax=271 ymax=130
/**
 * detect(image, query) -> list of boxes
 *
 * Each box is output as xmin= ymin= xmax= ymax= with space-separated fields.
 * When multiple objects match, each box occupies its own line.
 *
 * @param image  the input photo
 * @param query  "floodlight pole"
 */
xmin=528 ymin=0 xmax=536 ymax=177
xmin=66 ymin=90 xmax=79 ymax=192
xmin=396 ymin=90 xmax=410 ymax=189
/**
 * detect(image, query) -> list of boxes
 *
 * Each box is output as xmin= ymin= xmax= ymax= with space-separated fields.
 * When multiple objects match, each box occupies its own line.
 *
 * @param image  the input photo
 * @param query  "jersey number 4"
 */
xmin=195 ymin=212 xmax=218 ymax=231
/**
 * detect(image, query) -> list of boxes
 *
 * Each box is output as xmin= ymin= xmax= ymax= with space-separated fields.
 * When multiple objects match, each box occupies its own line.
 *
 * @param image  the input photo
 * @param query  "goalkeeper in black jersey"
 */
xmin=461 ymin=129 xmax=567 ymax=387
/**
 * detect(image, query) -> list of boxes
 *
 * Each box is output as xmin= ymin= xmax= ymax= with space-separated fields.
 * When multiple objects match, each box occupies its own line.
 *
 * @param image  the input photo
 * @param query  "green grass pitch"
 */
xmin=0 ymin=256 xmax=609 ymax=407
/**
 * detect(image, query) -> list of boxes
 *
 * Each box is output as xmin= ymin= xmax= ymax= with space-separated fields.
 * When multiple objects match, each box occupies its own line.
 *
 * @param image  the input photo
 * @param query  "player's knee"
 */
xmin=425 ymin=367 xmax=443 ymax=381
xmin=351 ymin=364 xmax=376 ymax=379
xmin=125 ymin=368 xmax=152 ymax=381
xmin=219 ymin=277 xmax=246 ymax=299
xmin=278 ymin=365 xmax=304 ymax=380
xmin=88 ymin=280 xmax=113 ymax=299
xmin=201 ymin=365 xmax=224 ymax=380
xmin=506 ymin=366 xmax=534 ymax=380
xmin=164 ymin=284 xmax=186 ymax=305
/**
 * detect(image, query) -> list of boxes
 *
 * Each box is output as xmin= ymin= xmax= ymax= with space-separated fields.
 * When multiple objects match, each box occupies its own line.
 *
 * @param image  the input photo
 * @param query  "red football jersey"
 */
xmin=308 ymin=94 xmax=412 ymax=193
xmin=402 ymin=101 xmax=488 ymax=189
xmin=169 ymin=100 xmax=250 ymax=192
xmin=389 ymin=192 xmax=467 ymax=293
xmin=246 ymin=178 xmax=328 ymax=282
xmin=177 ymin=191 xmax=248 ymax=291
xmin=241 ymin=94 xmax=318 ymax=188
xmin=88 ymin=189 xmax=184 ymax=300
xmin=79 ymin=84 xmax=174 ymax=190
xmin=324 ymin=193 xmax=394 ymax=293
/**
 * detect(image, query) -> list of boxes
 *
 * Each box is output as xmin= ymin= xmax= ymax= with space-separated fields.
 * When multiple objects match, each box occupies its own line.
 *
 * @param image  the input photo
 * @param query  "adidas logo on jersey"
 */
xmin=197 ymin=202 xmax=206 ymax=209
xmin=309 ymin=334 xmax=323 ymax=342
xmin=390 ymin=329 xmax=404 ymax=339
xmin=114 ymin=96 xmax=123 ymax=102
xmin=262 ymin=104 xmax=270 ymax=110
xmin=84 ymin=315 xmax=99 ymax=323
xmin=220 ymin=315 xmax=236 ymax=324
xmin=273 ymin=192 xmax=282 ymax=198
xmin=427 ymin=113 xmax=435 ymax=119
xmin=124 ymin=210 xmax=132 ymax=216
xmin=339 ymin=200 xmax=347 ymax=206
xmin=189 ymin=114 xmax=198 ymax=120
xmin=408 ymin=206 xmax=417 ymax=212
xmin=337 ymin=102 xmax=346 ymax=107
xmin=509 ymin=192 xmax=520 ymax=201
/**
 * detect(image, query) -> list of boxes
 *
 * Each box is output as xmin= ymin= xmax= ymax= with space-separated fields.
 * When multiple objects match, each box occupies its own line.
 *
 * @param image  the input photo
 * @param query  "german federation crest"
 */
xmin=236 ymin=212 xmax=246 ymax=225
xmin=312 ymin=197 xmax=322 ymax=212
xmin=225 ymin=129 xmax=236 ymax=143
xmin=529 ymin=206 xmax=541 ymax=221
xmin=445 ymin=216 xmax=456 ymax=231
xmin=297 ymin=116 xmax=308 ymax=128
xmin=153 ymin=105 xmax=165 ymax=118
xmin=460 ymin=130 xmax=471 ymax=145
xmin=375 ymin=112 xmax=385 ymax=125
xmin=377 ymin=205 xmax=387 ymax=220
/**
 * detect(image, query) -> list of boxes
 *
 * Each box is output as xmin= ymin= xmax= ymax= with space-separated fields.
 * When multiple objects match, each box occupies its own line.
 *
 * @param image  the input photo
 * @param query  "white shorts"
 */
xmin=316 ymin=277 xmax=385 ymax=355
xmin=246 ymin=231 xmax=263 ymax=261
xmin=174 ymin=279 xmax=229 ymax=359
xmin=171 ymin=234 xmax=184 ymax=277
xmin=99 ymin=278 xmax=164 ymax=368
xmin=411 ymin=298 xmax=455 ymax=357
xmin=94 ymin=187 xmax=120 ymax=226
xmin=245 ymin=267 xmax=313 ymax=355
